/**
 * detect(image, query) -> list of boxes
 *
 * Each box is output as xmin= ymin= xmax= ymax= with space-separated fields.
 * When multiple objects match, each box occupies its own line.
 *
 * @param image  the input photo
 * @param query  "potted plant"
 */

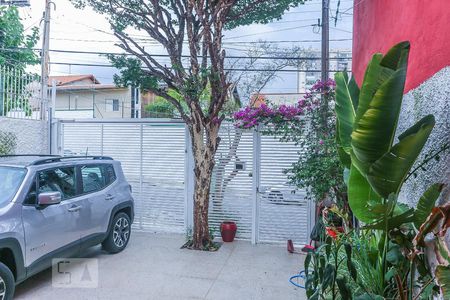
xmin=220 ymin=221 xmax=237 ymax=242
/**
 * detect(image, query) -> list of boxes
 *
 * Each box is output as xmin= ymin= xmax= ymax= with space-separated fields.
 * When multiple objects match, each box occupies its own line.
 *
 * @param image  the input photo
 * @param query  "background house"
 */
xmin=256 ymin=49 xmax=351 ymax=106
xmin=49 ymin=75 xmax=140 ymax=119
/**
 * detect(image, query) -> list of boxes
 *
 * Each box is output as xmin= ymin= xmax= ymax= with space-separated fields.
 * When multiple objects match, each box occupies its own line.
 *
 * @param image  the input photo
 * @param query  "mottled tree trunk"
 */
xmin=189 ymin=119 xmax=221 ymax=249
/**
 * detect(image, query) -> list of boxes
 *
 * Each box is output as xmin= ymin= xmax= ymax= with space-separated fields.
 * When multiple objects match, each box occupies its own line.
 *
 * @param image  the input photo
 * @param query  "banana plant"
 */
xmin=334 ymin=41 xmax=435 ymax=224
xmin=333 ymin=41 xmax=448 ymax=299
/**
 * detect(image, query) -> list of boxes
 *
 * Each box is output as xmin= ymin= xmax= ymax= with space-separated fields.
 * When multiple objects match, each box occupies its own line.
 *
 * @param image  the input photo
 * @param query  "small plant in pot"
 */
xmin=220 ymin=221 xmax=237 ymax=242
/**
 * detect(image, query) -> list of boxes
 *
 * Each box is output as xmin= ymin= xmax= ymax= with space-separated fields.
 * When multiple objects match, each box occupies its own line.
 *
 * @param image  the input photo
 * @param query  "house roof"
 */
xmin=55 ymin=84 xmax=127 ymax=91
xmin=48 ymin=74 xmax=100 ymax=86
xmin=249 ymin=94 xmax=267 ymax=108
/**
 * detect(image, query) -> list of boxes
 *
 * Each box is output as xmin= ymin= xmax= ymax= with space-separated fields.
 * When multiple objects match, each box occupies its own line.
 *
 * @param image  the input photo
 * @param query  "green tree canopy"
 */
xmin=227 ymin=0 xmax=307 ymax=29
xmin=0 ymin=6 xmax=39 ymax=69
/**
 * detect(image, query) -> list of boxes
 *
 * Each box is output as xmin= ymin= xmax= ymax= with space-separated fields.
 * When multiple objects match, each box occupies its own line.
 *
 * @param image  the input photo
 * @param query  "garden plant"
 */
xmin=304 ymin=42 xmax=449 ymax=299
xmin=234 ymin=41 xmax=449 ymax=299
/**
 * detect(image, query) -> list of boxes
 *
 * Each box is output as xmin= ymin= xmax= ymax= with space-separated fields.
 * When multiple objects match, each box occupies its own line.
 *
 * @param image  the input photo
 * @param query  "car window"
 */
xmin=24 ymin=178 xmax=37 ymax=205
xmin=0 ymin=167 xmax=26 ymax=206
xmin=38 ymin=167 xmax=77 ymax=200
xmin=104 ymin=164 xmax=116 ymax=185
xmin=81 ymin=165 xmax=106 ymax=193
xmin=81 ymin=164 xmax=116 ymax=194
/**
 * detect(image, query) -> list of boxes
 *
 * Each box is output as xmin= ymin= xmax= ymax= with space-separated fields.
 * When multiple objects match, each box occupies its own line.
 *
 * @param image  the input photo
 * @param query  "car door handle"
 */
xmin=105 ymin=194 xmax=115 ymax=201
xmin=68 ymin=205 xmax=82 ymax=212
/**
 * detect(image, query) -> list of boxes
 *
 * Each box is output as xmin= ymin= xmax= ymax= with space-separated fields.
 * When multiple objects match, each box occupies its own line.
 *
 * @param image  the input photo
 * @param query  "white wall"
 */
xmin=0 ymin=117 xmax=48 ymax=154
xmin=55 ymin=88 xmax=132 ymax=119
xmin=397 ymin=67 xmax=450 ymax=207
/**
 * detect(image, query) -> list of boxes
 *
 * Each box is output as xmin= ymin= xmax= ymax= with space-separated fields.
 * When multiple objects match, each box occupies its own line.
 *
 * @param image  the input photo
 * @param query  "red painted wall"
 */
xmin=352 ymin=0 xmax=450 ymax=92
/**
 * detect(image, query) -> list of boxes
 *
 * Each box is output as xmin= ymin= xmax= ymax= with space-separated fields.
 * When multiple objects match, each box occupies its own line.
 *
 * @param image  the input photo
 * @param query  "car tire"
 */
xmin=102 ymin=212 xmax=131 ymax=254
xmin=0 ymin=262 xmax=15 ymax=300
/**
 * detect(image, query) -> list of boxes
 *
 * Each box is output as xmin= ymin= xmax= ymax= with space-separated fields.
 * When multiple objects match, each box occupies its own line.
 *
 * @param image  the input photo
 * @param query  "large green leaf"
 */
xmin=351 ymin=42 xmax=410 ymax=174
xmin=336 ymin=276 xmax=352 ymax=300
xmin=414 ymin=183 xmax=445 ymax=229
xmin=380 ymin=41 xmax=411 ymax=69
xmin=367 ymin=115 xmax=435 ymax=198
xmin=365 ymin=208 xmax=415 ymax=230
xmin=335 ymin=72 xmax=359 ymax=154
xmin=354 ymin=53 xmax=384 ymax=127
xmin=348 ymin=164 xmax=382 ymax=223
xmin=436 ymin=265 xmax=450 ymax=298
xmin=352 ymin=59 xmax=409 ymax=167
xmin=336 ymin=120 xmax=351 ymax=168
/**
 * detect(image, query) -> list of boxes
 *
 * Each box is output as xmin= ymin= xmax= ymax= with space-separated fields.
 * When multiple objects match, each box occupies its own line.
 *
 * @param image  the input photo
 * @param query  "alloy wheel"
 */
xmin=113 ymin=217 xmax=130 ymax=248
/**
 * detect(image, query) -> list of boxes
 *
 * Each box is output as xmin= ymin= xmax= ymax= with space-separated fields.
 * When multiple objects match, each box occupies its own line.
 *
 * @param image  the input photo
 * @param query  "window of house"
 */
xmin=105 ymin=99 xmax=120 ymax=112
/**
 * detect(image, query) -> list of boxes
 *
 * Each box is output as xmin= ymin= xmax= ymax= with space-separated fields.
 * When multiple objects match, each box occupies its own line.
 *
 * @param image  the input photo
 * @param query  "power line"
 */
xmin=49 ymin=36 xmax=352 ymax=44
xmin=49 ymin=61 xmax=345 ymax=73
xmin=3 ymin=47 xmax=352 ymax=61
xmin=224 ymin=24 xmax=316 ymax=40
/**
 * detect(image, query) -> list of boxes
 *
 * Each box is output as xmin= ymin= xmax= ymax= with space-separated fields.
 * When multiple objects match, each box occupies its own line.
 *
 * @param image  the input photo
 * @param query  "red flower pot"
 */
xmin=220 ymin=221 xmax=237 ymax=242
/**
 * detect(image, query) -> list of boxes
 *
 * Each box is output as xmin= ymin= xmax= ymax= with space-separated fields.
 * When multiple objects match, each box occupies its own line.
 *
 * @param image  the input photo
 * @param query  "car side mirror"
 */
xmin=38 ymin=192 xmax=62 ymax=206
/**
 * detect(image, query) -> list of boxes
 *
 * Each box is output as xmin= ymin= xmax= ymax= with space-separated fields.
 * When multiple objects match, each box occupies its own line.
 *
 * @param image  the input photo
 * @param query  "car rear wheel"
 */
xmin=102 ymin=212 xmax=131 ymax=254
xmin=0 ymin=262 xmax=14 ymax=300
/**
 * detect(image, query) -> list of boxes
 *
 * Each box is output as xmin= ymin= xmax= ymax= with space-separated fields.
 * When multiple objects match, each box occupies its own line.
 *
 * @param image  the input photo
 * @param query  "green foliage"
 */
xmin=226 ymin=0 xmax=307 ymax=29
xmin=307 ymin=41 xmax=449 ymax=300
xmin=413 ymin=183 xmax=444 ymax=229
xmin=256 ymin=85 xmax=347 ymax=204
xmin=107 ymin=54 xmax=158 ymax=91
xmin=145 ymin=98 xmax=176 ymax=118
xmin=0 ymin=6 xmax=39 ymax=69
xmin=436 ymin=265 xmax=450 ymax=298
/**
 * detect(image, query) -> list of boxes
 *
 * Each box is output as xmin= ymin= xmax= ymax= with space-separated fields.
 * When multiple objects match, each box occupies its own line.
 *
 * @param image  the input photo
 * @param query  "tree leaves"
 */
xmin=226 ymin=0 xmax=307 ymax=29
xmin=0 ymin=6 xmax=39 ymax=69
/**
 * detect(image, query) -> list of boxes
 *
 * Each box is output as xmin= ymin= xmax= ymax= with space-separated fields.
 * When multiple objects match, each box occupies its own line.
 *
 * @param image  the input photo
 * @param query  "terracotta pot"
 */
xmin=220 ymin=221 xmax=237 ymax=242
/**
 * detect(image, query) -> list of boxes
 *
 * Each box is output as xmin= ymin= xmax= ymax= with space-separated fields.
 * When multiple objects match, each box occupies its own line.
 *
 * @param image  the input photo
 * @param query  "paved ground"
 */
xmin=15 ymin=232 xmax=306 ymax=300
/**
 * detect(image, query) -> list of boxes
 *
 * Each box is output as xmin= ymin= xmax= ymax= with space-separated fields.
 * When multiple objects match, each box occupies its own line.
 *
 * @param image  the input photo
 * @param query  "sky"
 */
xmin=19 ymin=0 xmax=354 ymax=94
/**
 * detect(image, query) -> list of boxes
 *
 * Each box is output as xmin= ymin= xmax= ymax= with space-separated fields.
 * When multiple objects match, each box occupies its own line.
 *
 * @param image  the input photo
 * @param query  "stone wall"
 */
xmin=397 ymin=66 xmax=450 ymax=206
xmin=0 ymin=117 xmax=48 ymax=155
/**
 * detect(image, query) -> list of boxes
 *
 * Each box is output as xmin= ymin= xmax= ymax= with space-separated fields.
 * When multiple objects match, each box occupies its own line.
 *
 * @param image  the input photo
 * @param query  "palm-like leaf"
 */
xmin=351 ymin=42 xmax=410 ymax=174
xmin=413 ymin=183 xmax=444 ymax=229
xmin=348 ymin=164 xmax=381 ymax=223
xmin=335 ymin=72 xmax=359 ymax=154
xmin=367 ymin=115 xmax=435 ymax=198
xmin=436 ymin=265 xmax=450 ymax=298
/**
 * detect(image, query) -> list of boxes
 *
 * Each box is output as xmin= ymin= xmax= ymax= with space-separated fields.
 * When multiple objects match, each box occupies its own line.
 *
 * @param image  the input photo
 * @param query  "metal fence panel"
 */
xmin=258 ymin=134 xmax=310 ymax=244
xmin=60 ymin=120 xmax=187 ymax=234
xmin=0 ymin=65 xmax=42 ymax=120
xmin=59 ymin=120 xmax=312 ymax=243
xmin=209 ymin=124 xmax=254 ymax=239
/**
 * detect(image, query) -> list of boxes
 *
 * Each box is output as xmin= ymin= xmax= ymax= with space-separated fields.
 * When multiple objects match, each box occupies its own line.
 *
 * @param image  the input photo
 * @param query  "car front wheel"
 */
xmin=102 ymin=212 xmax=131 ymax=254
xmin=0 ymin=262 xmax=15 ymax=300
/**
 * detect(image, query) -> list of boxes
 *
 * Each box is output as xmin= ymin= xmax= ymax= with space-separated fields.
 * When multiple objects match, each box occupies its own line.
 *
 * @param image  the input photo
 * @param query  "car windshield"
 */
xmin=0 ymin=167 xmax=27 ymax=206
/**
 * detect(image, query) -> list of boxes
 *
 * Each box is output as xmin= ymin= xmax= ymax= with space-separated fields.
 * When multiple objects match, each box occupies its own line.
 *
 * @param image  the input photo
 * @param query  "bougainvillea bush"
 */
xmin=233 ymin=79 xmax=347 ymax=205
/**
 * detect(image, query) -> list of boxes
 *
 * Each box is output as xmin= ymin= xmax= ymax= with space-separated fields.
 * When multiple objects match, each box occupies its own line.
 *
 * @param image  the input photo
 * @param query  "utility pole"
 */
xmin=320 ymin=0 xmax=330 ymax=131
xmin=321 ymin=0 xmax=330 ymax=83
xmin=40 ymin=0 xmax=52 ymax=120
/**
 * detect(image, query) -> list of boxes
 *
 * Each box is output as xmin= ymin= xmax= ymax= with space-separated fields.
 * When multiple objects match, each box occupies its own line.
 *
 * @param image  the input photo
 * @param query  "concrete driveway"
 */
xmin=15 ymin=232 xmax=306 ymax=300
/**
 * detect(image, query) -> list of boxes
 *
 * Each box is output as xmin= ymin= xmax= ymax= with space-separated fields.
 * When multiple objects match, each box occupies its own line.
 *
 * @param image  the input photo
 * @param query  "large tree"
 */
xmin=0 ymin=6 xmax=39 ymax=69
xmin=72 ymin=0 xmax=307 ymax=249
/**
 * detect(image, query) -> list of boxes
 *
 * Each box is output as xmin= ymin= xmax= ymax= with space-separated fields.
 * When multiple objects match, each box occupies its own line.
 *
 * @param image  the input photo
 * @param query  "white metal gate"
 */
xmin=57 ymin=119 xmax=313 ymax=244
